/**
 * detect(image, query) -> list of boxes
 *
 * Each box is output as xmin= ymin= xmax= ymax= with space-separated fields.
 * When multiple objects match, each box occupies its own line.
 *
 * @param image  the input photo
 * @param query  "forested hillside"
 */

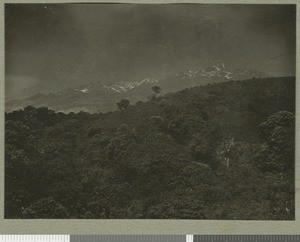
xmin=5 ymin=77 xmax=295 ymax=219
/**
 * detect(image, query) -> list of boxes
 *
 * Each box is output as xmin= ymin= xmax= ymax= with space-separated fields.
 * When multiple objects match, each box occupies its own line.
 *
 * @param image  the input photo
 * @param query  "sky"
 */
xmin=5 ymin=3 xmax=296 ymax=101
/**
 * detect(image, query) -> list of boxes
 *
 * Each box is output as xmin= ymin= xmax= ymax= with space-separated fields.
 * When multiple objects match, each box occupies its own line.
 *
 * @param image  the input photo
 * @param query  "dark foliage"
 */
xmin=5 ymin=77 xmax=295 ymax=219
xmin=152 ymin=86 xmax=161 ymax=94
xmin=117 ymin=99 xmax=130 ymax=111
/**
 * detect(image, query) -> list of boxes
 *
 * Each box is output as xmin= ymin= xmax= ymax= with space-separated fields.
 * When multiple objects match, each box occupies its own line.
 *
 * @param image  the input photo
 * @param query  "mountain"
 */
xmin=105 ymin=78 xmax=159 ymax=93
xmin=157 ymin=64 xmax=270 ymax=94
xmin=5 ymin=64 xmax=271 ymax=113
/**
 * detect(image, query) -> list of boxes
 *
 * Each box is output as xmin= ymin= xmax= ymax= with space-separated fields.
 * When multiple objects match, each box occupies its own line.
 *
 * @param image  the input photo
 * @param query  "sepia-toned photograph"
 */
xmin=5 ymin=3 xmax=295 ymax=220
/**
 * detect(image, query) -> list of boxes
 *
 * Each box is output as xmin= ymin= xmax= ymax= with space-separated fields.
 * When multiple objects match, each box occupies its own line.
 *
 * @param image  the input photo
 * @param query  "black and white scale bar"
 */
xmin=1 ymin=235 xmax=300 ymax=242
xmin=70 ymin=235 xmax=300 ymax=242
xmin=71 ymin=235 xmax=300 ymax=242
xmin=0 ymin=235 xmax=69 ymax=242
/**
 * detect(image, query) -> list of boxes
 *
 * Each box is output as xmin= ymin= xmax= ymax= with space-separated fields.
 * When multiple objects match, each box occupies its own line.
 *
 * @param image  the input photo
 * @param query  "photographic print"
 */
xmin=5 ymin=3 xmax=295 ymax=220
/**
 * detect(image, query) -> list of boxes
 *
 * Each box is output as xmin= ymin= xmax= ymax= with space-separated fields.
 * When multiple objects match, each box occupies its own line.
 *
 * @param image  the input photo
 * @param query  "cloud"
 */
xmin=5 ymin=4 xmax=296 ymax=100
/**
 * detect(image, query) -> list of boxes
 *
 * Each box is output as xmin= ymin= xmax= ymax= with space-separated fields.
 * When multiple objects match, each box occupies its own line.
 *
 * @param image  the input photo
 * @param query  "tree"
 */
xmin=258 ymin=111 xmax=294 ymax=140
xmin=151 ymin=86 xmax=161 ymax=100
xmin=152 ymin=85 xmax=161 ymax=94
xmin=255 ymin=111 xmax=295 ymax=173
xmin=117 ymin=99 xmax=130 ymax=111
xmin=216 ymin=137 xmax=236 ymax=167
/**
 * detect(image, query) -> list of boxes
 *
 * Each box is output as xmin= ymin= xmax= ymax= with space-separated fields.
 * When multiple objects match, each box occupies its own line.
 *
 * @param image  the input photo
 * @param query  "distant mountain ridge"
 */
xmin=6 ymin=64 xmax=271 ymax=113
xmin=70 ymin=78 xmax=159 ymax=95
xmin=176 ymin=63 xmax=269 ymax=81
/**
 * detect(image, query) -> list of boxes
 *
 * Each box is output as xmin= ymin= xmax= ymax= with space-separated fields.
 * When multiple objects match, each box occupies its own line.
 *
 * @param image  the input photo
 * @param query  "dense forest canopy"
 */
xmin=5 ymin=77 xmax=295 ymax=219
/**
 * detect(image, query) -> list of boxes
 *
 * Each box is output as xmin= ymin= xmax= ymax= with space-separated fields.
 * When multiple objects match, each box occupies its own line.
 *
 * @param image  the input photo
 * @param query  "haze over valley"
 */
xmin=6 ymin=63 xmax=271 ymax=113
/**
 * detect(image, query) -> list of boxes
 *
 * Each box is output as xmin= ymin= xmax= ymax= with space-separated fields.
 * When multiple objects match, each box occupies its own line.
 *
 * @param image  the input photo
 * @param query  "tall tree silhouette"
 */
xmin=152 ymin=85 xmax=161 ymax=95
xmin=117 ymin=99 xmax=130 ymax=111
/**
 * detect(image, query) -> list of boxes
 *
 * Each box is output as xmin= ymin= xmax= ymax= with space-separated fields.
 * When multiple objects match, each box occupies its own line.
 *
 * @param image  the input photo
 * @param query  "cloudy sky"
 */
xmin=5 ymin=3 xmax=296 ymax=100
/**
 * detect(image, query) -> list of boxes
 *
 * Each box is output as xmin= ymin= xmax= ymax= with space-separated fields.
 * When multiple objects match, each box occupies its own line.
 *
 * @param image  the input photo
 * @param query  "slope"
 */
xmin=5 ymin=76 xmax=295 ymax=219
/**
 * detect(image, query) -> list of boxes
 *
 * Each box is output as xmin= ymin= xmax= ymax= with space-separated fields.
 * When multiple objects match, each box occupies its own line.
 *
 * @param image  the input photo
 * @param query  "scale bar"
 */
xmin=70 ymin=235 xmax=186 ymax=242
xmin=0 ymin=235 xmax=300 ymax=242
xmin=0 ymin=235 xmax=69 ymax=242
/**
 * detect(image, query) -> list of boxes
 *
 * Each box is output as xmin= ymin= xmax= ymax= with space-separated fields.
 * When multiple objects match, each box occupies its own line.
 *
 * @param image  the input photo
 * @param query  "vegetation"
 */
xmin=5 ymin=77 xmax=295 ymax=219
xmin=152 ymin=85 xmax=161 ymax=95
xmin=117 ymin=99 xmax=130 ymax=111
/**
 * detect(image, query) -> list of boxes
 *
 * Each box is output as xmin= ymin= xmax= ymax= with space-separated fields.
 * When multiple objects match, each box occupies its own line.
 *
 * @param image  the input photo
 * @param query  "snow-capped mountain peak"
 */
xmin=106 ymin=78 xmax=158 ymax=93
xmin=201 ymin=63 xmax=232 ymax=79
xmin=65 ymin=78 xmax=158 ymax=95
xmin=68 ymin=64 xmax=270 ymax=96
xmin=174 ymin=63 xmax=270 ymax=82
xmin=176 ymin=63 xmax=232 ymax=80
xmin=75 ymin=88 xmax=89 ymax=93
